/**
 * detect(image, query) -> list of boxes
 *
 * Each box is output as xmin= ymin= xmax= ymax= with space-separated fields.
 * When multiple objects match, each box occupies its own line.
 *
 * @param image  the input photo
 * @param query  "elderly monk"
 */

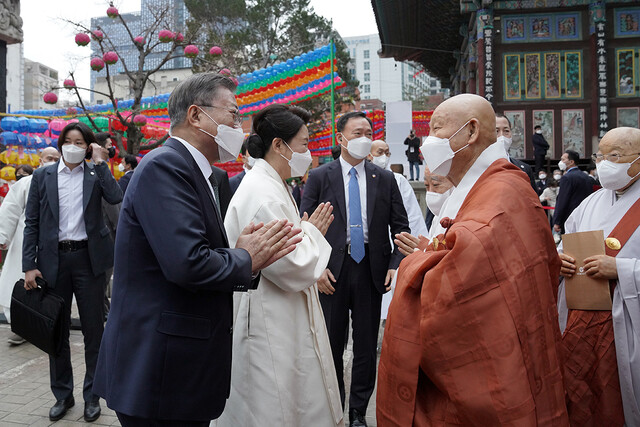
xmin=558 ymin=127 xmax=640 ymax=426
xmin=377 ymin=94 xmax=568 ymax=426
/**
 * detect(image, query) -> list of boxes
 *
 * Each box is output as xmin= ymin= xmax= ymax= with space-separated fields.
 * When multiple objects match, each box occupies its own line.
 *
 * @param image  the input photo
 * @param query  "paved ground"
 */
xmin=0 ymin=318 xmax=378 ymax=426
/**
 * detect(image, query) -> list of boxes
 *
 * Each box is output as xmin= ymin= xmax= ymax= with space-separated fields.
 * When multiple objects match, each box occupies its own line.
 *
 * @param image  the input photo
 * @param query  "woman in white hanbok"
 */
xmin=218 ymin=105 xmax=344 ymax=427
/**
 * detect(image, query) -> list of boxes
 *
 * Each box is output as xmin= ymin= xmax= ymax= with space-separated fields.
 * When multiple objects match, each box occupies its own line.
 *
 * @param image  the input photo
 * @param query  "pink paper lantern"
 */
xmin=75 ymin=33 xmax=91 ymax=46
xmin=90 ymin=57 xmax=105 ymax=71
xmin=184 ymin=45 xmax=199 ymax=58
xmin=230 ymin=77 xmax=239 ymax=86
xmin=43 ymin=92 xmax=58 ymax=105
xmin=66 ymin=107 xmax=78 ymax=115
xmin=92 ymin=30 xmax=104 ymax=41
xmin=219 ymin=68 xmax=231 ymax=76
xmin=158 ymin=30 xmax=174 ymax=43
xmin=103 ymin=51 xmax=119 ymax=65
xmin=175 ymin=32 xmax=184 ymax=43
xmin=134 ymin=36 xmax=145 ymax=46
xmin=133 ymin=114 xmax=147 ymax=126
xmin=209 ymin=46 xmax=222 ymax=56
xmin=63 ymin=79 xmax=76 ymax=89
xmin=106 ymin=6 xmax=119 ymax=18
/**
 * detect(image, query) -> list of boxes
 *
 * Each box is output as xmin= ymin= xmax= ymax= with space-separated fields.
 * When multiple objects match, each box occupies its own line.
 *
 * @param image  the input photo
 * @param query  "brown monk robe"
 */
xmin=377 ymin=94 xmax=568 ymax=426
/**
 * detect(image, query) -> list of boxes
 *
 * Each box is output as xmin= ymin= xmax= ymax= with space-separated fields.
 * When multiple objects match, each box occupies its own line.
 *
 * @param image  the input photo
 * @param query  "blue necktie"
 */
xmin=349 ymin=167 xmax=365 ymax=263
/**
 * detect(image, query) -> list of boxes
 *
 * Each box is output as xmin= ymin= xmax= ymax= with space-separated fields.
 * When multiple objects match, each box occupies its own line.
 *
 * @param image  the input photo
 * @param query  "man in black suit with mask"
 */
xmin=300 ymin=112 xmax=409 ymax=427
xmin=93 ymin=73 xmax=301 ymax=427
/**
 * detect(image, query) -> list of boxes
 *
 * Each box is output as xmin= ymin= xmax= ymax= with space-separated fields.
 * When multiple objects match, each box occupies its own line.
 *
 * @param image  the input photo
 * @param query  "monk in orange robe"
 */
xmin=377 ymin=94 xmax=568 ymax=426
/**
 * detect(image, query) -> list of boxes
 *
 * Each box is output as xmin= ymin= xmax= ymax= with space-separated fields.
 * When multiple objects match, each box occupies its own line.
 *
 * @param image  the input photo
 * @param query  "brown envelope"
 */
xmin=562 ymin=230 xmax=612 ymax=310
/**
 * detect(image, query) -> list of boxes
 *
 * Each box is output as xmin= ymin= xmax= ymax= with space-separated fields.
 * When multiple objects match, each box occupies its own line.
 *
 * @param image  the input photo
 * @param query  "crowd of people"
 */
xmin=0 ymin=72 xmax=638 ymax=427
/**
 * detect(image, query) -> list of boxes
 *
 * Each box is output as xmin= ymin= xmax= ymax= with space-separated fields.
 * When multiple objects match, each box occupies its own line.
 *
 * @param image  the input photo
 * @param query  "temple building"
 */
xmin=372 ymin=0 xmax=640 ymax=164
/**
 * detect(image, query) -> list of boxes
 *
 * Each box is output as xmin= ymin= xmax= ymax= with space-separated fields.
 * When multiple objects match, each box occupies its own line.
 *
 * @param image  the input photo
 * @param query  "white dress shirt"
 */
xmin=339 ymin=156 xmax=368 ymax=243
xmin=58 ymin=160 xmax=88 ymax=241
xmin=430 ymin=141 xmax=509 ymax=238
xmin=172 ymin=136 xmax=217 ymax=203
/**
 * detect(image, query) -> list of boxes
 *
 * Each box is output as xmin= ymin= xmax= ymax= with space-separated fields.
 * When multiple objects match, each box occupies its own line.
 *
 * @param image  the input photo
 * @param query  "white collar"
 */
xmin=339 ymin=155 xmax=365 ymax=179
xmin=172 ymin=136 xmax=212 ymax=180
xmin=432 ymin=142 xmax=508 ymax=236
xmin=57 ymin=159 xmax=85 ymax=174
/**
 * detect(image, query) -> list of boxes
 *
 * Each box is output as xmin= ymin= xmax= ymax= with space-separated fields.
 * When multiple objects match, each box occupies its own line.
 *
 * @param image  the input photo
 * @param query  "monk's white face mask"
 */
xmin=426 ymin=188 xmax=453 ymax=217
xmin=421 ymin=120 xmax=471 ymax=176
xmin=596 ymin=155 xmax=640 ymax=190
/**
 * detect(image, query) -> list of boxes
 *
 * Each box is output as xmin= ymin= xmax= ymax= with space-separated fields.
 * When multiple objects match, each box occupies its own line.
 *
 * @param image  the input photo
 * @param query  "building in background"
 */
xmin=7 ymin=44 xmax=24 ymax=112
xmin=23 ymin=59 xmax=58 ymax=110
xmin=90 ymin=0 xmax=192 ymax=103
xmin=372 ymin=0 xmax=640 ymax=165
xmin=344 ymin=34 xmax=443 ymax=103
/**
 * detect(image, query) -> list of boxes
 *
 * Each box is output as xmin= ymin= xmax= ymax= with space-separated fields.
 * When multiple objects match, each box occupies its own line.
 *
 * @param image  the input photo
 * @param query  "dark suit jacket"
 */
xmin=118 ymin=170 xmax=133 ymax=194
xmin=509 ymin=157 xmax=537 ymax=192
xmin=300 ymin=159 xmax=409 ymax=294
xmin=552 ymin=167 xmax=593 ymax=230
xmin=93 ymin=138 xmax=254 ymax=421
xmin=532 ymin=133 xmax=549 ymax=155
xmin=229 ymin=169 xmax=245 ymax=196
xmin=536 ymin=179 xmax=547 ymax=195
xmin=212 ymin=165 xmax=231 ymax=219
xmin=22 ymin=161 xmax=123 ymax=287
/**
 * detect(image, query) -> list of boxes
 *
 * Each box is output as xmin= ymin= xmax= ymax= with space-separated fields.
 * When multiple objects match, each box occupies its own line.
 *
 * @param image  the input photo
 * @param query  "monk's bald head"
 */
xmin=598 ymin=127 xmax=640 ymax=191
xmin=599 ymin=127 xmax=640 ymax=153
xmin=428 ymin=94 xmax=497 ymax=185
xmin=39 ymin=147 xmax=60 ymax=166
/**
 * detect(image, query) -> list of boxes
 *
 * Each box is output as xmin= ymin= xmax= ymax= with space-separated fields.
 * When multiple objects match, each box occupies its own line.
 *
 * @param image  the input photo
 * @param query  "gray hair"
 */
xmin=168 ymin=73 xmax=237 ymax=131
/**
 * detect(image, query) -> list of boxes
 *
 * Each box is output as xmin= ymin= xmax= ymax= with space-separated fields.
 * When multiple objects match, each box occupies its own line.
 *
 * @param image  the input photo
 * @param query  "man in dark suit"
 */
xmin=228 ymin=139 xmax=252 ymax=195
xmin=553 ymin=149 xmax=593 ymax=233
xmin=23 ymin=122 xmax=123 ymax=422
xmin=300 ymin=112 xmax=409 ymax=427
xmin=117 ymin=155 xmax=137 ymax=194
xmin=495 ymin=113 xmax=537 ymax=192
xmin=93 ymin=73 xmax=300 ymax=427
xmin=533 ymin=125 xmax=550 ymax=172
xmin=536 ymin=170 xmax=548 ymax=195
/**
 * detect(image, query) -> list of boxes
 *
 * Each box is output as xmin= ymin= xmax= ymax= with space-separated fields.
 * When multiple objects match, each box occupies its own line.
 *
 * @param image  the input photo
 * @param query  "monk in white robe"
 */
xmin=218 ymin=105 xmax=343 ymax=427
xmin=558 ymin=127 xmax=640 ymax=426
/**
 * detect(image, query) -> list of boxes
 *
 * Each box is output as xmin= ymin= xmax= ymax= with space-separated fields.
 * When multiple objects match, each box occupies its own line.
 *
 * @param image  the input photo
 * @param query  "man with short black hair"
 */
xmin=301 ymin=111 xmax=409 ymax=427
xmin=532 ymin=124 xmax=549 ymax=172
xmin=553 ymin=149 xmax=593 ymax=233
xmin=117 ymin=155 xmax=138 ymax=194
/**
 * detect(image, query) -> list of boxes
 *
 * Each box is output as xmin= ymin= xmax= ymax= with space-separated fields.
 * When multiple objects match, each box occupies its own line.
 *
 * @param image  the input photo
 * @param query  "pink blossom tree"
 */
xmin=55 ymin=3 xmax=226 ymax=156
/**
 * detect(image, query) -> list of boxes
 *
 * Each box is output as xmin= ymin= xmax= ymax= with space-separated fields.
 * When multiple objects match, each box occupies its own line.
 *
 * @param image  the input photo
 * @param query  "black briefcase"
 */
xmin=10 ymin=277 xmax=65 ymax=356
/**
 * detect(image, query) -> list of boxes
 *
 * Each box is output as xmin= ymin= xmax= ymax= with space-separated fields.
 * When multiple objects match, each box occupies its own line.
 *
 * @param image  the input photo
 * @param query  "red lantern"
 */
xmin=43 ymin=92 xmax=58 ymax=104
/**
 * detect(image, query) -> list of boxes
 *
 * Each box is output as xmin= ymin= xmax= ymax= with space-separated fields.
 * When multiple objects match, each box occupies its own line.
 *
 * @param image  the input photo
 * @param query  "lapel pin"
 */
xmin=90 ymin=171 xmax=95 ymax=175
xmin=372 ymin=174 xmax=376 ymax=178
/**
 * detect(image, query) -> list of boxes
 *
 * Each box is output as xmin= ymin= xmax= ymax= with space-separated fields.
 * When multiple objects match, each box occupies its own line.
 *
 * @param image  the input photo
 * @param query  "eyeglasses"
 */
xmin=591 ymin=152 xmax=640 ymax=163
xmin=199 ymin=105 xmax=242 ymax=126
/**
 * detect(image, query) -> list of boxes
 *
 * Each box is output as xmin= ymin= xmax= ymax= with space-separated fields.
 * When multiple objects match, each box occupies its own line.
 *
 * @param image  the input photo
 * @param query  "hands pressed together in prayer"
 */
xmin=394 ymin=232 xmax=431 ymax=257
xmin=236 ymin=219 xmax=303 ymax=275
xmin=302 ymin=202 xmax=334 ymax=236
xmin=559 ymin=252 xmax=618 ymax=280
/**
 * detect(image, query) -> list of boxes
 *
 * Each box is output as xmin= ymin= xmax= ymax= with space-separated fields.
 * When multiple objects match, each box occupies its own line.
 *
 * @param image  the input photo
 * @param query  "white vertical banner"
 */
xmin=385 ymin=101 xmax=413 ymax=177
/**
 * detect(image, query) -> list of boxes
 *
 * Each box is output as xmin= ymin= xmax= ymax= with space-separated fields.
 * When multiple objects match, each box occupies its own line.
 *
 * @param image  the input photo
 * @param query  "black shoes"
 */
xmin=84 ymin=401 xmax=101 ymax=422
xmin=49 ymin=396 xmax=74 ymax=421
xmin=349 ymin=408 xmax=368 ymax=427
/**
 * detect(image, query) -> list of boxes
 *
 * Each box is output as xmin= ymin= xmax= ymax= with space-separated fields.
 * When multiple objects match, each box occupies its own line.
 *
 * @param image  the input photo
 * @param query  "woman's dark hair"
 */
xmin=547 ymin=177 xmax=559 ymax=187
xmin=246 ymin=104 xmax=311 ymax=159
xmin=16 ymin=164 xmax=34 ymax=175
xmin=58 ymin=122 xmax=98 ymax=147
